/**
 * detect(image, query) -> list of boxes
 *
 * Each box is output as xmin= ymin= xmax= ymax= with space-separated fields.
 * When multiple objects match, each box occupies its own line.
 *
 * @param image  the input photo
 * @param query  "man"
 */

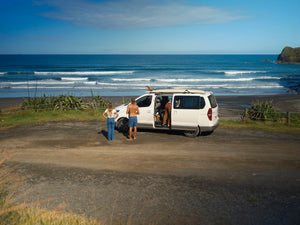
xmin=162 ymin=97 xmax=172 ymax=127
xmin=126 ymin=97 xmax=140 ymax=141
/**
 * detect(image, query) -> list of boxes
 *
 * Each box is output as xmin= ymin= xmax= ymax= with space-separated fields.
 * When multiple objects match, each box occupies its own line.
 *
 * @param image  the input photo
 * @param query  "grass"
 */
xmin=220 ymin=118 xmax=300 ymax=133
xmin=1 ymin=207 xmax=102 ymax=225
xmin=0 ymin=109 xmax=106 ymax=128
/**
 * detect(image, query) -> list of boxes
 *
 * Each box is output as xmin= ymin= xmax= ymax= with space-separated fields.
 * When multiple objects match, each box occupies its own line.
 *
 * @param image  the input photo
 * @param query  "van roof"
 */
xmin=147 ymin=89 xmax=208 ymax=94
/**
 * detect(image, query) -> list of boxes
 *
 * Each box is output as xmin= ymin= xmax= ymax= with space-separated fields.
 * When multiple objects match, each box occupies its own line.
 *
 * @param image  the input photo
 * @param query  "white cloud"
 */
xmin=38 ymin=0 xmax=246 ymax=30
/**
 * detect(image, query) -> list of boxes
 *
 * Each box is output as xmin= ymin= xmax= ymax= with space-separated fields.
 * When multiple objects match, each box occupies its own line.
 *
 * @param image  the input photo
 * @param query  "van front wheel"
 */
xmin=183 ymin=127 xmax=199 ymax=137
xmin=116 ymin=118 xmax=129 ymax=133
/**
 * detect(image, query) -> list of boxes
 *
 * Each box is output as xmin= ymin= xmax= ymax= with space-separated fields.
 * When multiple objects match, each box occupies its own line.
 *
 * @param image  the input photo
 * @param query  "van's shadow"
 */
xmin=137 ymin=128 xmax=183 ymax=136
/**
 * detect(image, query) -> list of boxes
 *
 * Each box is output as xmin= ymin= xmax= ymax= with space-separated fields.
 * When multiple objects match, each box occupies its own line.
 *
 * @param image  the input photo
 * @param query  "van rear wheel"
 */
xmin=183 ymin=127 xmax=199 ymax=137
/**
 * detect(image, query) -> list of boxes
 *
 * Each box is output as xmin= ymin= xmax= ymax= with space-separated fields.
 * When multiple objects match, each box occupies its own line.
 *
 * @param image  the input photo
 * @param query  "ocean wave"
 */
xmin=4 ymin=83 xmax=283 ymax=90
xmin=217 ymin=70 xmax=266 ymax=75
xmin=61 ymin=77 xmax=88 ymax=81
xmin=34 ymin=71 xmax=135 ymax=75
xmin=156 ymin=77 xmax=279 ymax=82
xmin=0 ymin=80 xmax=75 ymax=86
xmin=112 ymin=78 xmax=151 ymax=82
xmin=111 ymin=77 xmax=280 ymax=83
xmin=9 ymin=71 xmax=35 ymax=75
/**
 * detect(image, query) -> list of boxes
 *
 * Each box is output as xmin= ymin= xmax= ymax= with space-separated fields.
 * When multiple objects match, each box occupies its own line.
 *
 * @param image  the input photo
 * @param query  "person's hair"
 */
xmin=131 ymin=97 xmax=136 ymax=104
xmin=107 ymin=103 xmax=113 ymax=113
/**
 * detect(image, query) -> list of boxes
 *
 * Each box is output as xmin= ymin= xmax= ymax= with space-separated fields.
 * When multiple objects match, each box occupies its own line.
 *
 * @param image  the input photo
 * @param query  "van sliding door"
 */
xmin=171 ymin=95 xmax=205 ymax=130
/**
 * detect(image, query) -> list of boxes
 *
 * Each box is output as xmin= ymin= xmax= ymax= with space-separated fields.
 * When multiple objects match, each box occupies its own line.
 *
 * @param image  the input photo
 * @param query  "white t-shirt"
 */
xmin=105 ymin=109 xmax=117 ymax=118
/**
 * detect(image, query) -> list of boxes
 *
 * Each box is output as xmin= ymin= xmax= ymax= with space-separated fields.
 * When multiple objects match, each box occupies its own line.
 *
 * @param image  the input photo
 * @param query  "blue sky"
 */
xmin=0 ymin=0 xmax=299 ymax=54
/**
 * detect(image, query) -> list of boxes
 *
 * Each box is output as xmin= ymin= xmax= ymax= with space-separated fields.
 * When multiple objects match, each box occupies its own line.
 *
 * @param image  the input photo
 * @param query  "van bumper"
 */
xmin=200 ymin=121 xmax=219 ymax=132
xmin=171 ymin=120 xmax=219 ymax=132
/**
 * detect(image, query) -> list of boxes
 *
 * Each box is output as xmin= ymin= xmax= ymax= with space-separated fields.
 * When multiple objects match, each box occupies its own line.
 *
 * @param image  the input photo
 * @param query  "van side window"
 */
xmin=208 ymin=95 xmax=218 ymax=108
xmin=136 ymin=95 xmax=152 ymax=107
xmin=174 ymin=96 xmax=205 ymax=109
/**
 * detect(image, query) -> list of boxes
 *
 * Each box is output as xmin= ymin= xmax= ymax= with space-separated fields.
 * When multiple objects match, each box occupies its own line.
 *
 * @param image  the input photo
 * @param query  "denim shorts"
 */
xmin=128 ymin=116 xmax=138 ymax=127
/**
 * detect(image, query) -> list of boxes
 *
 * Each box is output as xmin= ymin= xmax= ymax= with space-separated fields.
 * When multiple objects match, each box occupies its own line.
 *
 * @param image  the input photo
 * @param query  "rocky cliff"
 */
xmin=276 ymin=46 xmax=300 ymax=64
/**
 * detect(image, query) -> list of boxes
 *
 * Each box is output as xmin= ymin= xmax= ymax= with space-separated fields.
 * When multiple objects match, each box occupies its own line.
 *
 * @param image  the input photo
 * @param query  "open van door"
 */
xmin=136 ymin=94 xmax=154 ymax=128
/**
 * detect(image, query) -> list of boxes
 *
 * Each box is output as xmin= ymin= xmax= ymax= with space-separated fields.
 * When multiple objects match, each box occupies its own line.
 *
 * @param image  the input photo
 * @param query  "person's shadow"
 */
xmin=98 ymin=129 xmax=109 ymax=140
xmin=99 ymin=129 xmax=129 ymax=140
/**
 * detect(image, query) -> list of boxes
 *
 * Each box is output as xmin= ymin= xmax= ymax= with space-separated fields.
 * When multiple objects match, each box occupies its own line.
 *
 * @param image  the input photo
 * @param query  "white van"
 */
xmin=115 ymin=89 xmax=219 ymax=137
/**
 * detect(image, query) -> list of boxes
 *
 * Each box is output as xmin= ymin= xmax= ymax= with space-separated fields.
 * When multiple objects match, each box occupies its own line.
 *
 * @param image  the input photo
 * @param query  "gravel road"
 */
xmin=1 ymin=120 xmax=299 ymax=225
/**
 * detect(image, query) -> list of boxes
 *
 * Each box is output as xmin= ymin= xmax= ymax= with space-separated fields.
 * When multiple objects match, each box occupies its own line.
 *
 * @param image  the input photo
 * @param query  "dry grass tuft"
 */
xmin=0 ymin=149 xmax=102 ymax=225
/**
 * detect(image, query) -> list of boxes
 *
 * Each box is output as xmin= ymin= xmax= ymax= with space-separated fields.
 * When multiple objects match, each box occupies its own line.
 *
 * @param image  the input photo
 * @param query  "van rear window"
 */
xmin=174 ymin=96 xmax=205 ymax=109
xmin=208 ymin=95 xmax=218 ymax=108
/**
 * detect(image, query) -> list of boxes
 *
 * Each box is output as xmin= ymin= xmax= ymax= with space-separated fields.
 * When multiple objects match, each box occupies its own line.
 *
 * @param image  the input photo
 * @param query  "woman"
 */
xmin=102 ymin=103 xmax=119 ymax=140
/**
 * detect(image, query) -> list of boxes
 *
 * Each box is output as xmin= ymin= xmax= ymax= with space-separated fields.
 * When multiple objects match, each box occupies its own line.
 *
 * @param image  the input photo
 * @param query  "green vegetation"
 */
xmin=222 ymin=100 xmax=300 ymax=133
xmin=277 ymin=46 xmax=300 ymax=64
xmin=0 ymin=110 xmax=106 ymax=128
xmin=241 ymin=100 xmax=281 ymax=121
xmin=220 ymin=119 xmax=300 ymax=133
xmin=21 ymin=93 xmax=108 ymax=111
xmin=1 ymin=94 xmax=109 ymax=128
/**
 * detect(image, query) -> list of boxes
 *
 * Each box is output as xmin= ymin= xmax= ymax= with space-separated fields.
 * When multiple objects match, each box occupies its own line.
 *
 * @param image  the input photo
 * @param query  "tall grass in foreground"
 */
xmin=0 ymin=150 xmax=102 ymax=225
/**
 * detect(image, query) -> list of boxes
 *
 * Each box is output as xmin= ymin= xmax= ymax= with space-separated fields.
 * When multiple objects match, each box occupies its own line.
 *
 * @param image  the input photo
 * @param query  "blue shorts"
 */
xmin=128 ymin=116 xmax=138 ymax=128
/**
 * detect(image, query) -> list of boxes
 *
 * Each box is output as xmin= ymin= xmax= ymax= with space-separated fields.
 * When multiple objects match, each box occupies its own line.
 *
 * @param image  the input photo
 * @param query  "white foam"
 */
xmin=61 ymin=77 xmax=88 ymax=81
xmin=112 ymin=78 xmax=151 ymax=82
xmin=84 ymin=81 xmax=97 ymax=85
xmin=217 ymin=70 xmax=266 ymax=75
xmin=34 ymin=71 xmax=135 ymax=75
xmin=156 ymin=77 xmax=278 ymax=82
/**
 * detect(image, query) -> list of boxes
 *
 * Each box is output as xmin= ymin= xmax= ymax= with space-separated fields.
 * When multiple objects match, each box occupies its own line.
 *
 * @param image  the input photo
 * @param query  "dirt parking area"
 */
xmin=1 ymin=120 xmax=299 ymax=225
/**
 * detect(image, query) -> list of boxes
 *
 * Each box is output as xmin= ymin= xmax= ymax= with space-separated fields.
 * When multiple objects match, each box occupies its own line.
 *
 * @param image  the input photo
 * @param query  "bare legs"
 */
xmin=128 ymin=127 xmax=137 ymax=141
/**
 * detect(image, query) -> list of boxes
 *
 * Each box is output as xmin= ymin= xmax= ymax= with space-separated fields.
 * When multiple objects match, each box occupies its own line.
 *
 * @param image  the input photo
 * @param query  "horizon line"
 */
xmin=0 ymin=53 xmax=279 ymax=55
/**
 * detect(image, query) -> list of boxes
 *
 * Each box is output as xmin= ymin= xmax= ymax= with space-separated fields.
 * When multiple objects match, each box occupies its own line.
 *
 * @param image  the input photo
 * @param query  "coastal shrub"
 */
xmin=88 ymin=91 xmax=109 ymax=109
xmin=21 ymin=94 xmax=85 ymax=111
xmin=242 ymin=100 xmax=281 ymax=121
xmin=21 ymin=94 xmax=109 ymax=112
xmin=290 ymin=113 xmax=300 ymax=125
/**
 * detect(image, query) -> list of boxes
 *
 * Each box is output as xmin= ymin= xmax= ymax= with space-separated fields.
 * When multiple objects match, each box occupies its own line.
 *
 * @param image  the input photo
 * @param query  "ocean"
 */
xmin=0 ymin=54 xmax=299 ymax=98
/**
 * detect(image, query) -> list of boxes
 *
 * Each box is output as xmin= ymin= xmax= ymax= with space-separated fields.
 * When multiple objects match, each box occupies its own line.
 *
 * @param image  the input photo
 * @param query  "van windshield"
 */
xmin=136 ymin=95 xmax=152 ymax=107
